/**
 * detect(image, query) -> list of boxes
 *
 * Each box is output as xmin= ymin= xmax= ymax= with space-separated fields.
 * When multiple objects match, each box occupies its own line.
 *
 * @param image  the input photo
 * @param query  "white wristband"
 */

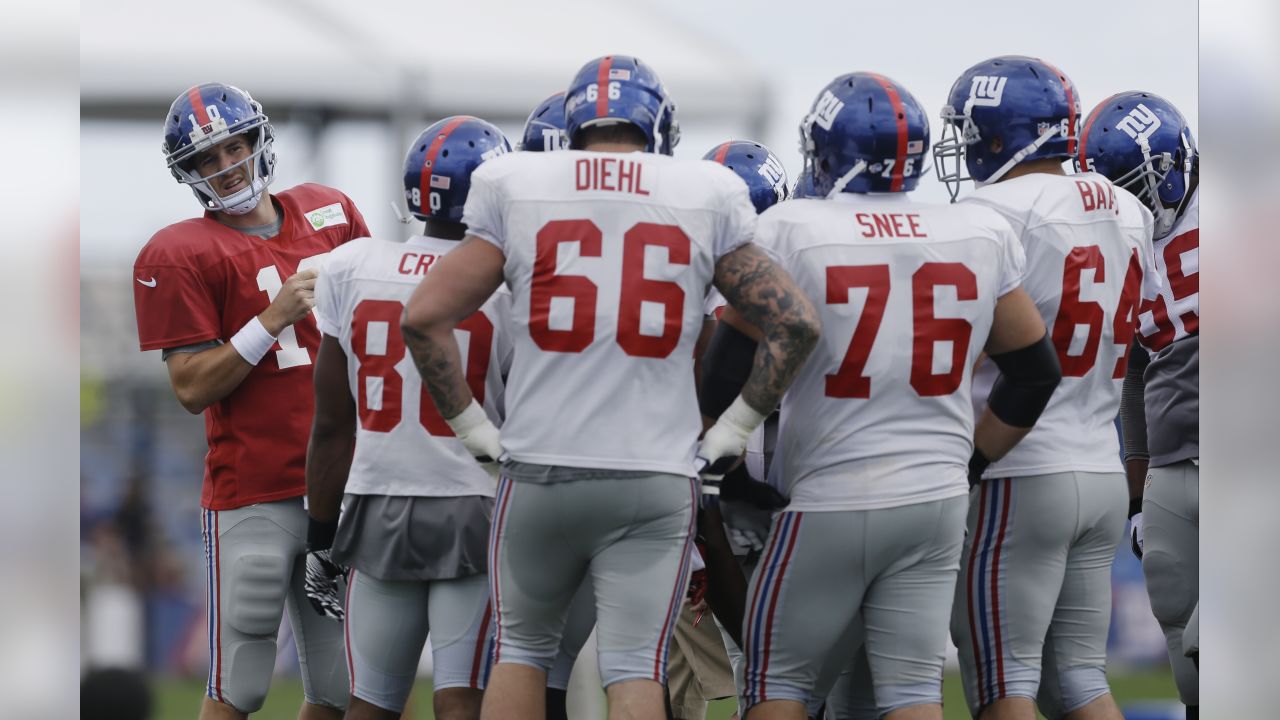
xmin=230 ymin=316 xmax=278 ymax=366
xmin=721 ymin=395 xmax=768 ymax=436
xmin=445 ymin=398 xmax=489 ymax=436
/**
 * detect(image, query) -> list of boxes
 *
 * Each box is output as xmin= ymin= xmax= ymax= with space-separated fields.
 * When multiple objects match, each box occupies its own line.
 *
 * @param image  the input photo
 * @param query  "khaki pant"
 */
xmin=667 ymin=602 xmax=736 ymax=719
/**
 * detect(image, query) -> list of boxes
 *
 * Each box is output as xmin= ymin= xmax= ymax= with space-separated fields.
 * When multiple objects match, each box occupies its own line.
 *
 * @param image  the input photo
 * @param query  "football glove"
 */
xmin=1127 ymin=498 xmax=1145 ymax=560
xmin=445 ymin=399 xmax=505 ymax=480
xmin=720 ymin=463 xmax=789 ymax=511
xmin=305 ymin=517 xmax=346 ymax=622
xmin=696 ymin=396 xmax=767 ymax=482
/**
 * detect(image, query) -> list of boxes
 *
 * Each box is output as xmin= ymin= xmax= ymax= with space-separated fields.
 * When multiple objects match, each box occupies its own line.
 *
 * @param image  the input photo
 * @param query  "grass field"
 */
xmin=154 ymin=669 xmax=1180 ymax=719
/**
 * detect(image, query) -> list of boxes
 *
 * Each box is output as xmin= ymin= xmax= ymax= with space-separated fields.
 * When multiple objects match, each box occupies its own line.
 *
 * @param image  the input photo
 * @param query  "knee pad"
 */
xmin=220 ymin=638 xmax=277 ymax=713
xmin=226 ymin=553 xmax=290 ymax=635
xmin=1050 ymin=666 xmax=1109 ymax=717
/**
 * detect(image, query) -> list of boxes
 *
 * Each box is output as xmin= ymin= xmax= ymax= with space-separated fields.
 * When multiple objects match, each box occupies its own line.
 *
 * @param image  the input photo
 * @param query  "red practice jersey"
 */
xmin=133 ymin=184 xmax=370 ymax=509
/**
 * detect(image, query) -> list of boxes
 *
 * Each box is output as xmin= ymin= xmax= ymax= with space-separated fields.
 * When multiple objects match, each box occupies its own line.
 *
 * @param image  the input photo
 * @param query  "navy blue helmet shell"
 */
xmin=704 ymin=140 xmax=790 ymax=214
xmin=565 ymin=55 xmax=679 ymax=155
xmin=403 ymin=116 xmax=511 ymax=223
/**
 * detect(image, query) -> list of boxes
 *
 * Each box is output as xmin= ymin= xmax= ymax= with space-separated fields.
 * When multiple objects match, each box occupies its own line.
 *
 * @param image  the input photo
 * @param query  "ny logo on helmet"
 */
xmin=757 ymin=153 xmax=787 ymax=192
xmin=968 ymin=76 xmax=1007 ymax=107
xmin=811 ymin=90 xmax=845 ymax=131
xmin=1115 ymin=103 xmax=1162 ymax=148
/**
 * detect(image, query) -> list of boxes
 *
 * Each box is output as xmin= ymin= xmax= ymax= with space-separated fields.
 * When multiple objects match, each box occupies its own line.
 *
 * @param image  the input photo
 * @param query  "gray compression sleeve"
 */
xmin=1120 ymin=339 xmax=1150 ymax=461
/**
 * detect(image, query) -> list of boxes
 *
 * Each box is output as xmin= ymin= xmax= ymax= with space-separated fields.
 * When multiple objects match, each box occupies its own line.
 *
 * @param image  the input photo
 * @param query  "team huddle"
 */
xmin=132 ymin=52 xmax=1199 ymax=720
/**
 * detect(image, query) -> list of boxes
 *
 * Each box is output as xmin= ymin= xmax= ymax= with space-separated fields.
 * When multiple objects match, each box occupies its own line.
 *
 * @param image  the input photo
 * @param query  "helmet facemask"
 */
xmin=168 ymin=112 xmax=276 ymax=216
xmin=933 ymin=105 xmax=980 ymax=202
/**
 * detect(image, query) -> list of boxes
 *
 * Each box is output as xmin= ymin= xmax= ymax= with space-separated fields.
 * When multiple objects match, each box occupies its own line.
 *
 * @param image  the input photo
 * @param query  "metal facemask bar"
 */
xmin=933 ymin=106 xmax=978 ymax=203
xmin=174 ymin=126 xmax=274 ymax=215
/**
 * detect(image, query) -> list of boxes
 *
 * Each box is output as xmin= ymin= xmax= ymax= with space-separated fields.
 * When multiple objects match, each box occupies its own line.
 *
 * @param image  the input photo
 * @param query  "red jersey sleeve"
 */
xmin=134 ymin=227 xmax=223 ymax=351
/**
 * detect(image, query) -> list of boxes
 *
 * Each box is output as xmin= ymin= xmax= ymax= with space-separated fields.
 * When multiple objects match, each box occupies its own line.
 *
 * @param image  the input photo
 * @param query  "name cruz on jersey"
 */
xmin=314 ymin=235 xmax=513 ymax=498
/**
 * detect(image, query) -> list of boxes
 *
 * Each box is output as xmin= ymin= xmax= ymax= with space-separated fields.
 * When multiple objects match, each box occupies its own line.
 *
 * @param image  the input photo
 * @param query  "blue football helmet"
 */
xmin=162 ymin=83 xmax=276 ymax=215
xmin=791 ymin=166 xmax=817 ymax=199
xmin=402 ymin=116 xmax=511 ymax=223
xmin=934 ymin=55 xmax=1081 ymax=201
xmin=799 ymin=72 xmax=930 ymax=197
xmin=703 ymin=141 xmax=790 ymax=214
xmin=521 ymin=91 xmax=568 ymax=152
xmin=1076 ymin=91 xmax=1197 ymax=238
xmin=565 ymin=55 xmax=679 ymax=155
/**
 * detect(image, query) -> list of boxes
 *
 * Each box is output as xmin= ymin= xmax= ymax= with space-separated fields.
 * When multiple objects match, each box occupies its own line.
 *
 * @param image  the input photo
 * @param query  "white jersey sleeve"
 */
xmin=471 ymin=150 xmax=757 ymax=476
xmin=758 ymin=194 xmax=1017 ymax=511
xmin=324 ymin=234 xmax=510 ymax=497
xmin=965 ymin=172 xmax=1157 ymax=478
xmin=461 ymin=167 xmax=508 ymax=251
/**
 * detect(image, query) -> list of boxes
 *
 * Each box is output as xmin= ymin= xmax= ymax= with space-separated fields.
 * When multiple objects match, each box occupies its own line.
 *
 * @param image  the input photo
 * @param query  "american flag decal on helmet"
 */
xmin=608 ymin=68 xmax=632 ymax=80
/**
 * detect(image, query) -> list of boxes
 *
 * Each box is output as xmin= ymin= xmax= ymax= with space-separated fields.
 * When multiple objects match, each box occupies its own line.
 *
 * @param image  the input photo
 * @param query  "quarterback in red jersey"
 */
xmin=132 ymin=83 xmax=369 ymax=720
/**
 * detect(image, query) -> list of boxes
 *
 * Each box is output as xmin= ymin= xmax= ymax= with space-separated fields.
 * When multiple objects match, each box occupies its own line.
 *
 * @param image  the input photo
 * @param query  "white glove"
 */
xmin=446 ymin=400 xmax=505 ymax=479
xmin=1129 ymin=512 xmax=1145 ymax=559
xmin=696 ymin=396 xmax=768 ymax=480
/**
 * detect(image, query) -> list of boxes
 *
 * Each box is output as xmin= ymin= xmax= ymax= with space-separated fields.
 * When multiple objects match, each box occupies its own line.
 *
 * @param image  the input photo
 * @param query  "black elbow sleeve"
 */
xmin=987 ymin=333 xmax=1062 ymax=428
xmin=699 ymin=322 xmax=757 ymax=419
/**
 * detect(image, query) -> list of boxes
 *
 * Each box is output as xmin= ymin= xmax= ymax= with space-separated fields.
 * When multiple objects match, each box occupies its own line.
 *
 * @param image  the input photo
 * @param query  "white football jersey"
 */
xmin=1136 ymin=187 xmax=1198 ymax=353
xmin=758 ymin=193 xmax=1027 ymax=512
xmin=314 ymin=234 xmax=513 ymax=497
xmin=463 ymin=150 xmax=757 ymax=476
xmin=966 ymin=172 xmax=1160 ymax=478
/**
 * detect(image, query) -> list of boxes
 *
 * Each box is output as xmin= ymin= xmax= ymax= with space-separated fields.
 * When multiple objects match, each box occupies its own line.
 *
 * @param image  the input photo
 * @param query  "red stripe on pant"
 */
xmin=652 ymin=480 xmax=699 ymax=680
xmin=213 ymin=510 xmax=223 ymax=701
xmin=345 ymin=569 xmax=356 ymax=694
xmin=989 ymin=478 xmax=1013 ymax=698
xmin=758 ymin=512 xmax=803 ymax=699
xmin=470 ymin=599 xmax=493 ymax=688
xmin=965 ymin=482 xmax=990 ymax=703
xmin=744 ymin=511 xmax=788 ymax=699
xmin=489 ymin=478 xmax=515 ymax=663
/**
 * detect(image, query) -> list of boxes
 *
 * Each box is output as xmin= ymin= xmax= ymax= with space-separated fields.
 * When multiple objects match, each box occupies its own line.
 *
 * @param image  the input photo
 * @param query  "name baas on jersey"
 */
xmin=314 ymin=235 xmax=513 ymax=497
xmin=462 ymin=150 xmax=756 ymax=476
xmin=967 ymin=173 xmax=1160 ymax=477
xmin=760 ymin=194 xmax=1026 ymax=511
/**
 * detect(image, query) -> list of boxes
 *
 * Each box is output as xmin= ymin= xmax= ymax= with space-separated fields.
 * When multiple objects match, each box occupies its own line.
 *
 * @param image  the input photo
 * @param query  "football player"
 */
xmin=709 ymin=71 xmax=1058 ymax=720
xmin=1078 ymin=91 xmax=1199 ymax=717
xmin=934 ymin=57 xmax=1161 ymax=720
xmin=305 ymin=116 xmax=513 ymax=720
xmin=674 ymin=140 xmax=794 ymax=720
xmin=132 ymin=83 xmax=369 ymax=720
xmin=399 ymin=54 xmax=820 ymax=720
xmin=516 ymin=90 xmax=600 ymax=720
xmin=520 ymin=91 xmax=569 ymax=152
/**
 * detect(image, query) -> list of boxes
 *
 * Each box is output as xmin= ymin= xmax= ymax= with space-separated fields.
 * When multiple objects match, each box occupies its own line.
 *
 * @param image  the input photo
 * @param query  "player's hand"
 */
xmin=304 ymin=516 xmax=346 ymax=622
xmin=304 ymin=550 xmax=347 ymax=621
xmin=696 ymin=397 xmax=767 ymax=482
xmin=719 ymin=463 xmax=788 ymax=511
xmin=1128 ymin=512 xmax=1144 ymax=559
xmin=446 ymin=399 xmax=506 ymax=481
xmin=260 ymin=268 xmax=319 ymax=335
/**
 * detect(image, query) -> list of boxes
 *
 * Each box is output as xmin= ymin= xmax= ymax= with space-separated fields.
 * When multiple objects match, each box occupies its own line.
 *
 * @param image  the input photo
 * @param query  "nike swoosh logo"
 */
xmin=137 ymin=277 xmax=157 ymax=287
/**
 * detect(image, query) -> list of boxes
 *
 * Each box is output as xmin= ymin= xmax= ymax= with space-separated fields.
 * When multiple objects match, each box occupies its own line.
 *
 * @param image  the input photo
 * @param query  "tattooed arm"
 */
xmin=400 ymin=236 xmax=506 ymax=419
xmin=711 ymin=243 xmax=820 ymax=416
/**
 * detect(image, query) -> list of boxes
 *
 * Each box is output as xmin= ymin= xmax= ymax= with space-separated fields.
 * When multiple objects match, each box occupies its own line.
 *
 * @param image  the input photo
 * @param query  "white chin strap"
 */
xmin=983 ymin=125 xmax=1061 ymax=185
xmin=197 ymin=177 xmax=267 ymax=215
xmin=1152 ymin=207 xmax=1178 ymax=239
xmin=825 ymin=161 xmax=867 ymax=198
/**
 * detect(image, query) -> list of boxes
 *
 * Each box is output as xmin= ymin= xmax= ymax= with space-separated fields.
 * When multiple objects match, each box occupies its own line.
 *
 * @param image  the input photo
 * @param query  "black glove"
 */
xmin=719 ymin=463 xmax=788 ymax=511
xmin=968 ymin=448 xmax=991 ymax=489
xmin=304 ymin=517 xmax=346 ymax=622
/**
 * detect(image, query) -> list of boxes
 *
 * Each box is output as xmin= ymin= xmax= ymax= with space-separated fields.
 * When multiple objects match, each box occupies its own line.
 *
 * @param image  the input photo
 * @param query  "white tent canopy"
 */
xmin=81 ymin=0 xmax=770 ymax=126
